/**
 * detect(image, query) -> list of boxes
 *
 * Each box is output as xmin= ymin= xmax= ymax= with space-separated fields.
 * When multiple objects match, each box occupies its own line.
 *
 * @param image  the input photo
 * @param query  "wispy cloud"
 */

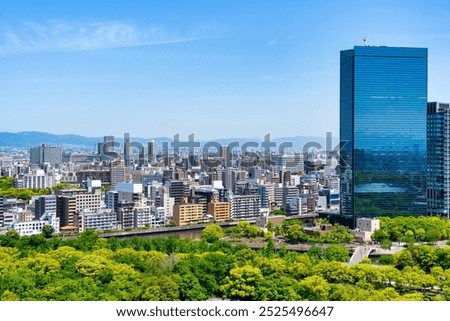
xmin=0 ymin=20 xmax=225 ymax=55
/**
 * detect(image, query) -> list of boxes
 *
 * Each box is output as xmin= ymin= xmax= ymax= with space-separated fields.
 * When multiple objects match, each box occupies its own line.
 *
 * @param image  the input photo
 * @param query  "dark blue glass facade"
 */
xmin=340 ymin=46 xmax=427 ymax=225
xmin=427 ymin=102 xmax=450 ymax=218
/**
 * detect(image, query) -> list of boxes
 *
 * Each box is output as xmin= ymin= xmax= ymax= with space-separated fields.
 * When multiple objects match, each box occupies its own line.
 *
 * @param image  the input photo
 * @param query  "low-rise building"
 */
xmin=134 ymin=205 xmax=153 ymax=228
xmin=13 ymin=212 xmax=60 ymax=236
xmin=351 ymin=217 xmax=380 ymax=242
xmin=173 ymin=203 xmax=204 ymax=226
xmin=230 ymin=194 xmax=261 ymax=220
xmin=207 ymin=202 xmax=231 ymax=222
xmin=77 ymin=208 xmax=119 ymax=233
xmin=20 ymin=170 xmax=55 ymax=189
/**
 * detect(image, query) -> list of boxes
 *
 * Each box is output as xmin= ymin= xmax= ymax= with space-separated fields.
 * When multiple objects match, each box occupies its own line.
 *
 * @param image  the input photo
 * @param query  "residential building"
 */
xmin=173 ymin=203 xmax=204 ymax=226
xmin=21 ymin=170 xmax=54 ymax=189
xmin=230 ymin=194 xmax=261 ymax=220
xmin=110 ymin=165 xmax=127 ymax=188
xmin=13 ymin=212 xmax=60 ymax=237
xmin=106 ymin=190 xmax=119 ymax=211
xmin=56 ymin=191 xmax=101 ymax=228
xmin=134 ymin=205 xmax=157 ymax=228
xmin=116 ymin=182 xmax=143 ymax=204
xmin=0 ymin=156 xmax=12 ymax=169
xmin=207 ymin=202 xmax=231 ymax=222
xmin=34 ymin=195 xmax=57 ymax=219
xmin=56 ymin=196 xmax=77 ymax=227
xmin=117 ymin=202 xmax=135 ymax=229
xmin=282 ymin=185 xmax=300 ymax=211
xmin=77 ymin=208 xmax=119 ymax=233
xmin=151 ymin=206 xmax=167 ymax=226
xmin=161 ymin=194 xmax=175 ymax=223
xmin=257 ymin=184 xmax=269 ymax=208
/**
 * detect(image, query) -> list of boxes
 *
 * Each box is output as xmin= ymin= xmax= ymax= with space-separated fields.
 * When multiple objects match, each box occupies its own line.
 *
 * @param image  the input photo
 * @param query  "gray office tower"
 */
xmin=166 ymin=180 xmax=186 ymax=205
xmin=124 ymin=132 xmax=131 ymax=167
xmin=35 ymin=195 xmax=57 ymax=219
xmin=99 ymin=135 xmax=115 ymax=161
xmin=340 ymin=46 xmax=427 ymax=226
xmin=148 ymin=141 xmax=157 ymax=163
xmin=427 ymin=102 xmax=450 ymax=218
xmin=30 ymin=144 xmax=63 ymax=166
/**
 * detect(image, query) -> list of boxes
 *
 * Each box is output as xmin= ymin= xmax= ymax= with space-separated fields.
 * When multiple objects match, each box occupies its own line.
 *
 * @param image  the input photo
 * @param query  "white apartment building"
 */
xmin=78 ymin=208 xmax=119 ymax=233
xmin=22 ymin=170 xmax=54 ymax=189
xmin=13 ymin=212 xmax=60 ymax=236
xmin=230 ymin=194 xmax=261 ymax=220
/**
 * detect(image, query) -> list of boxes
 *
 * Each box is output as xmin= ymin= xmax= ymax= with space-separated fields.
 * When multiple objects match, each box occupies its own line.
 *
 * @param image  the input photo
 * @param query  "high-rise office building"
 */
xmin=56 ymin=191 xmax=101 ymax=228
xmin=98 ymin=135 xmax=115 ymax=161
xmin=106 ymin=190 xmax=119 ymax=212
xmin=148 ymin=141 xmax=157 ymax=164
xmin=124 ymin=132 xmax=131 ymax=167
xmin=35 ymin=195 xmax=57 ymax=219
xmin=165 ymin=180 xmax=187 ymax=205
xmin=427 ymin=102 xmax=450 ymax=218
xmin=340 ymin=46 xmax=427 ymax=225
xmin=30 ymin=144 xmax=62 ymax=166
xmin=110 ymin=165 xmax=127 ymax=188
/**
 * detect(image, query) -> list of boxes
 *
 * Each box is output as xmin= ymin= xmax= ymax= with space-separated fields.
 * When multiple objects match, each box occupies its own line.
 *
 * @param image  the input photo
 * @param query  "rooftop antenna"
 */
xmin=363 ymin=37 xmax=368 ymax=46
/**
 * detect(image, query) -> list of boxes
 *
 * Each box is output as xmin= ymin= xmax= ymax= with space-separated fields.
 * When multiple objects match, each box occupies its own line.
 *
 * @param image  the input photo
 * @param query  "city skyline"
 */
xmin=2 ymin=1 xmax=450 ymax=139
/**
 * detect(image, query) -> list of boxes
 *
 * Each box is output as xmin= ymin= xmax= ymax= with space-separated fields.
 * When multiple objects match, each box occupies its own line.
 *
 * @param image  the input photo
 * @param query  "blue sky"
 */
xmin=1 ymin=0 xmax=450 ymax=140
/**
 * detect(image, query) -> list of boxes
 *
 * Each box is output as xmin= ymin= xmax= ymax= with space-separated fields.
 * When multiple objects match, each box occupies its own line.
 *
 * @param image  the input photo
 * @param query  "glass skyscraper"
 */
xmin=340 ymin=46 xmax=428 ymax=226
xmin=427 ymin=102 xmax=450 ymax=219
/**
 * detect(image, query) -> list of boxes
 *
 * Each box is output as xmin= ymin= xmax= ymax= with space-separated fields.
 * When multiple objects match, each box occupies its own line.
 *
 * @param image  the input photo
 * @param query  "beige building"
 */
xmin=57 ymin=191 xmax=101 ymax=228
xmin=173 ymin=203 xmax=204 ymax=226
xmin=351 ymin=217 xmax=381 ymax=242
xmin=207 ymin=202 xmax=230 ymax=222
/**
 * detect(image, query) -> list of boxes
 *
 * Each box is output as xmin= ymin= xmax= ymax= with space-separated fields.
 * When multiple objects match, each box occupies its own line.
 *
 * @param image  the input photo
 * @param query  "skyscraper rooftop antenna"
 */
xmin=363 ymin=37 xmax=368 ymax=46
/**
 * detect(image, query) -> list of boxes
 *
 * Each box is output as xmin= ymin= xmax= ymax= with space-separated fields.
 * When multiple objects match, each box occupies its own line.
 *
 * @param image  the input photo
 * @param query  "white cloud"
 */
xmin=0 ymin=20 xmax=224 ymax=54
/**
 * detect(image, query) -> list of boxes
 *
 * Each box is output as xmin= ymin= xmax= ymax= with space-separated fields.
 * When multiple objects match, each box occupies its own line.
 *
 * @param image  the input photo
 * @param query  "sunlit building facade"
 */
xmin=427 ymin=102 xmax=450 ymax=218
xmin=340 ymin=46 xmax=428 ymax=226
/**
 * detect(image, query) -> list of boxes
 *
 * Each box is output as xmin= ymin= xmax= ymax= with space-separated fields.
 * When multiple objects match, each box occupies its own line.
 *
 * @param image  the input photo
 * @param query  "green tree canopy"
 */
xmin=201 ymin=224 xmax=224 ymax=243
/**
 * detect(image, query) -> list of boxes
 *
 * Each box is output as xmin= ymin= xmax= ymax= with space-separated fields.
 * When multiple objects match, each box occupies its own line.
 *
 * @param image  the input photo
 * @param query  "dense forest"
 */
xmin=372 ymin=216 xmax=450 ymax=244
xmin=1 ymin=221 xmax=450 ymax=301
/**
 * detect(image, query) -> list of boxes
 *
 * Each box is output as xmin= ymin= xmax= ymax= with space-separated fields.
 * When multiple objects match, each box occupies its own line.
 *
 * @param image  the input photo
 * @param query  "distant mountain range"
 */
xmin=0 ymin=131 xmax=338 ymax=150
xmin=0 ymin=131 xmax=101 ymax=148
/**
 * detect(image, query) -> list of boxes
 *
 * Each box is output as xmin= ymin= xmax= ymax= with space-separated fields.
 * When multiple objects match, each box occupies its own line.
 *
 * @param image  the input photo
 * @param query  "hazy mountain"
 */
xmin=0 ymin=131 xmax=101 ymax=148
xmin=0 ymin=131 xmax=337 ymax=150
